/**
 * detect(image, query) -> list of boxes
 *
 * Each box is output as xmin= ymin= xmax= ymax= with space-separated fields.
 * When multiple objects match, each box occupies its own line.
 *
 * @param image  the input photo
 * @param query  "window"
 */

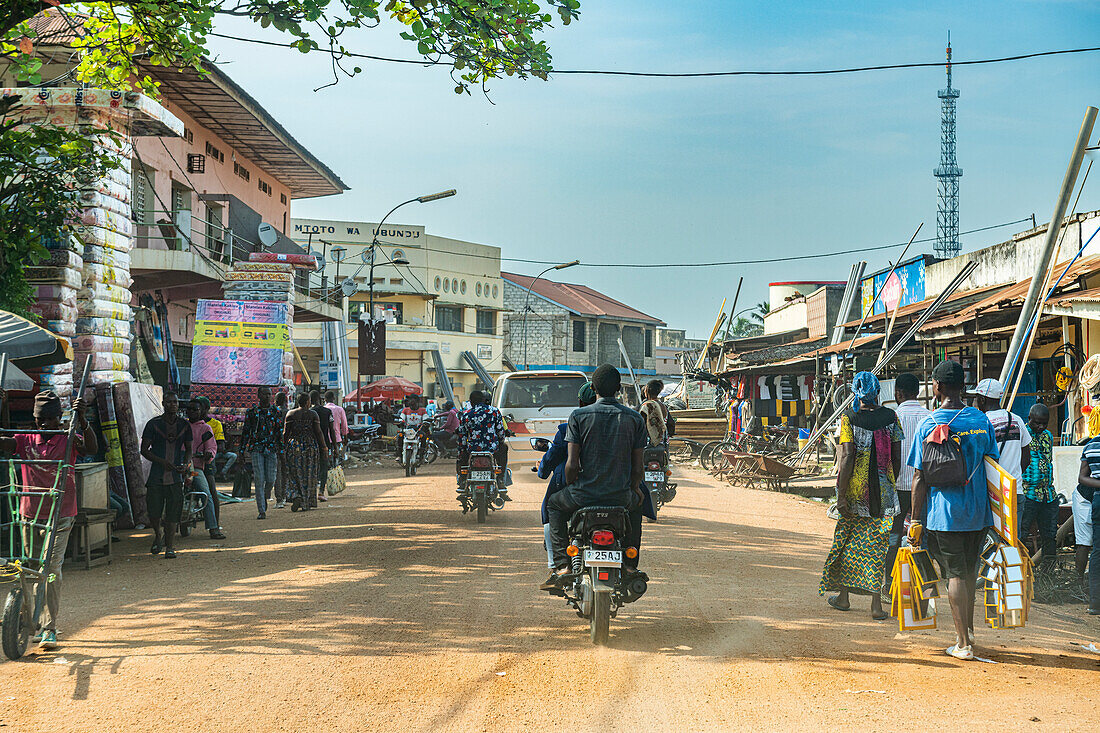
xmin=204 ymin=141 xmax=224 ymax=163
xmin=572 ymin=320 xmax=586 ymax=352
xmin=501 ymin=376 xmax=589 ymax=409
xmin=476 ymin=309 xmax=495 ymax=335
xmin=443 ymin=279 xmax=450 ymax=293
xmin=435 ymin=305 xmax=463 ymax=333
xmin=460 ymin=280 xmax=467 ymax=295
xmin=131 ymin=162 xmax=153 ymax=225
xmin=645 ymin=329 xmax=653 ymax=357
xmin=434 ymin=276 xmax=442 ymax=291
xmin=280 ymin=193 xmax=287 ymax=205
xmin=233 ymin=161 xmax=250 ymax=182
xmin=347 ymin=301 xmax=365 ymax=323
xmin=376 ymin=301 xmax=403 ymax=324
xmin=476 ymin=283 xmax=482 ymax=297
xmin=187 ymin=153 xmax=205 ymax=173
xmin=184 ymin=128 xmax=194 ymax=144
xmin=258 ymin=179 xmax=272 ymax=196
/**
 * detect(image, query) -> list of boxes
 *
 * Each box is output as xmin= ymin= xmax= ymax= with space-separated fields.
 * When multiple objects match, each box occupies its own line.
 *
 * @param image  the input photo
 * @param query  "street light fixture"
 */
xmin=521 ymin=259 xmax=581 ymax=370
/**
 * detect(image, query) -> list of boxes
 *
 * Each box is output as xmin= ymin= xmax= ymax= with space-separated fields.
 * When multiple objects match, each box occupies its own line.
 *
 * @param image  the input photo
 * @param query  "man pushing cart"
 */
xmin=0 ymin=359 xmax=95 ymax=659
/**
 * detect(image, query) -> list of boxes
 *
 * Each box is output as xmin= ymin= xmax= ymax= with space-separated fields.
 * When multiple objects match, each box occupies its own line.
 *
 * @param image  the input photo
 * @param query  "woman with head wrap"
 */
xmin=0 ymin=388 xmax=99 ymax=650
xmin=820 ymin=371 xmax=903 ymax=620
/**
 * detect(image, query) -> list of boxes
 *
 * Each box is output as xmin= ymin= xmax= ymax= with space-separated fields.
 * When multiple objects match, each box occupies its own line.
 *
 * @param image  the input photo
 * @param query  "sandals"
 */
xmin=209 ymin=531 xmax=227 ymax=540
xmin=164 ymin=549 xmax=177 ymax=559
xmin=871 ymin=610 xmax=890 ymax=621
xmin=827 ymin=595 xmax=851 ymax=612
xmin=150 ymin=542 xmax=162 ymax=555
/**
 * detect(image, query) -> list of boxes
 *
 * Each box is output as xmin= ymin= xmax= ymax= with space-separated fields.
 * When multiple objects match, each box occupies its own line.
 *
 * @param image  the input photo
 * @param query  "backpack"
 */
xmin=920 ymin=410 xmax=971 ymax=488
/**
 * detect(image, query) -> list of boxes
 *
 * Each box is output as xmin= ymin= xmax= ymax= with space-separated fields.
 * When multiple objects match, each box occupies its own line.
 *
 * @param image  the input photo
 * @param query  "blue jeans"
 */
xmin=191 ymin=470 xmax=218 ymax=531
xmin=251 ymin=450 xmax=278 ymax=514
xmin=1019 ymin=496 xmax=1058 ymax=566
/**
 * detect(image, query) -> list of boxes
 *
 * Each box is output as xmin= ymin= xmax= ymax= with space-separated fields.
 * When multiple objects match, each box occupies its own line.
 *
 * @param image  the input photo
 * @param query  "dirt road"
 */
xmin=3 ymin=459 xmax=1099 ymax=731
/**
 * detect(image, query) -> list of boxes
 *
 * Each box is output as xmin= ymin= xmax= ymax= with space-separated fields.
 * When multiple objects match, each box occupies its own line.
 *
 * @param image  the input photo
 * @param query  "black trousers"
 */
xmin=547 ymin=490 xmax=640 ymax=570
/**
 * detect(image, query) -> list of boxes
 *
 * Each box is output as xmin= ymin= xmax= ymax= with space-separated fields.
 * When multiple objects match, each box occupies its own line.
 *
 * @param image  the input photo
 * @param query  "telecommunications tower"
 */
xmin=934 ymin=35 xmax=962 ymax=258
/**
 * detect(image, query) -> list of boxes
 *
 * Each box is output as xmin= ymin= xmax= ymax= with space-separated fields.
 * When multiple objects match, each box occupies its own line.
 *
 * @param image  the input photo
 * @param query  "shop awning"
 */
xmin=1044 ymin=286 xmax=1100 ymax=321
xmin=0 ymin=310 xmax=73 ymax=368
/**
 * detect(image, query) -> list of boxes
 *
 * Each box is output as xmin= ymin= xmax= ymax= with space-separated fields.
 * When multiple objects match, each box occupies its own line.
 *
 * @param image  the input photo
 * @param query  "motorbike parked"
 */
xmin=643 ymin=446 xmax=677 ymax=516
xmin=457 ymin=451 xmax=505 ymax=523
xmin=176 ymin=480 xmax=210 ymax=537
xmin=531 ymin=437 xmax=648 ymax=645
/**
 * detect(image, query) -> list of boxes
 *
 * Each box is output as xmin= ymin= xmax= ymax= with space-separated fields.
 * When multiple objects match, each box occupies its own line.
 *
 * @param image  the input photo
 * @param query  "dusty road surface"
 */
xmin=3 ymin=458 xmax=1099 ymax=731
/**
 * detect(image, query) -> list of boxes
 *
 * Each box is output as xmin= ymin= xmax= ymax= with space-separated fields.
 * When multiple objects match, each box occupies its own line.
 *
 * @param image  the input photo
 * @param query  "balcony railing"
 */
xmin=132 ymin=208 xmax=339 ymax=306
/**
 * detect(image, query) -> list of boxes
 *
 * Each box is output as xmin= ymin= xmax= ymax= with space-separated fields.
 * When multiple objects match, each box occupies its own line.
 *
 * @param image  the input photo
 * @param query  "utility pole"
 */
xmin=998 ymin=106 xmax=1098 ymax=390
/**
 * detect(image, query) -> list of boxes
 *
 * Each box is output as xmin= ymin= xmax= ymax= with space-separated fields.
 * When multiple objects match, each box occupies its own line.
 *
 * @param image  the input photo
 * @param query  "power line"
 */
xmin=208 ymin=32 xmax=1100 ymax=78
xmin=362 ymin=216 xmax=1032 ymax=269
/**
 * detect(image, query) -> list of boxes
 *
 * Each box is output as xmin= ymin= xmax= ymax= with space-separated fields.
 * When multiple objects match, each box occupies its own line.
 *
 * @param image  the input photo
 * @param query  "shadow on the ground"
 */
xmin=16 ymin=463 xmax=1100 ymax=698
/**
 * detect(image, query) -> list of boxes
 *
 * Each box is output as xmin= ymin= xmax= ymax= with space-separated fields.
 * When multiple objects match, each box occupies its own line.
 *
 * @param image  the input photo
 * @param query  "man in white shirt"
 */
xmin=886 ymin=373 xmax=932 ymax=587
xmin=969 ymin=378 xmax=1030 ymax=489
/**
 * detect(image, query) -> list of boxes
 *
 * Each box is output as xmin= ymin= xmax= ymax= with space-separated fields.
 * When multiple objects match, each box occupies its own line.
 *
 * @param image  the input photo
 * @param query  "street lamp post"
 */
xmin=344 ymin=190 xmax=456 ymax=414
xmin=521 ymin=260 xmax=580 ymax=370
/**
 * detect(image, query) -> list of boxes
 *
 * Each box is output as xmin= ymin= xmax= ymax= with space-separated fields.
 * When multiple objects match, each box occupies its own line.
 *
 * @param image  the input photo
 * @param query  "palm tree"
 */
xmin=750 ymin=301 xmax=770 ymax=324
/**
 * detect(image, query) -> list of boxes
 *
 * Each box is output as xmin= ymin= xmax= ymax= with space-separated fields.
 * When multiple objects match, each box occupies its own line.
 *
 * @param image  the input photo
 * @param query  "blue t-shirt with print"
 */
xmin=906 ymin=406 xmax=999 ymax=532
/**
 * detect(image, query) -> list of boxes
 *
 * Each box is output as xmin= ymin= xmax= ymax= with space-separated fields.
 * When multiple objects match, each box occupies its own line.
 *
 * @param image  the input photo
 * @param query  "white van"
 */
xmin=492 ymin=370 xmax=589 ymax=462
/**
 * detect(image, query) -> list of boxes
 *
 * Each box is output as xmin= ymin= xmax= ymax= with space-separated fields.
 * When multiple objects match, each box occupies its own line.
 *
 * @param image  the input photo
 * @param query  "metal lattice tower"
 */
xmin=934 ymin=35 xmax=962 ymax=258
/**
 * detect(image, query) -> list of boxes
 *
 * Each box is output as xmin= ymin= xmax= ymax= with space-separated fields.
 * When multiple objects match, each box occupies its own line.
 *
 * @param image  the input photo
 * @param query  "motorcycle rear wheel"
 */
xmin=476 ymin=494 xmax=487 ymax=523
xmin=423 ymin=442 xmax=439 ymax=464
xmin=590 ymin=591 xmax=611 ymax=645
xmin=405 ymin=462 xmax=412 ymax=478
xmin=2 ymin=586 xmax=29 ymax=661
xmin=179 ymin=522 xmax=192 ymax=537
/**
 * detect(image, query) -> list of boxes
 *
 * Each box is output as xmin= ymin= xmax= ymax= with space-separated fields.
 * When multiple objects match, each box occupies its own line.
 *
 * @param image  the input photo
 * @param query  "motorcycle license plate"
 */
xmin=644 ymin=471 xmax=665 ymax=482
xmin=584 ymin=549 xmax=622 ymax=567
xmin=470 ymin=471 xmax=493 ymax=482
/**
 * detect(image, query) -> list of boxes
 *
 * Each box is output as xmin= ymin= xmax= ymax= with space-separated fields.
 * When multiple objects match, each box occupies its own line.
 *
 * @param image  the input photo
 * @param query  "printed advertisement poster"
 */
xmin=191 ymin=300 xmax=290 ymax=386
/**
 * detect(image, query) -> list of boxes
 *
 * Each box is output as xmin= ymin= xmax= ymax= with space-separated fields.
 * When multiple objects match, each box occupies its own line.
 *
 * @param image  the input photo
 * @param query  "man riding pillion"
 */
xmin=456 ymin=390 xmax=510 ymax=500
xmin=544 ymin=364 xmax=646 ymax=590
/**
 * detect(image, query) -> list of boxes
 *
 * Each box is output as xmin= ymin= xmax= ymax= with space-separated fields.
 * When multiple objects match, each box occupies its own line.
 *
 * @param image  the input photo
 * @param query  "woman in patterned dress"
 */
xmin=282 ymin=393 xmax=325 ymax=512
xmin=821 ymin=372 xmax=903 ymax=620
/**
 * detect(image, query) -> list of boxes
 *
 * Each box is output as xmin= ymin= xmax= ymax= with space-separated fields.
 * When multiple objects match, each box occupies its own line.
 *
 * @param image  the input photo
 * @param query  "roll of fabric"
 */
xmin=82 ymin=245 xmax=131 ymax=268
xmin=39 ymin=249 xmax=83 ymax=269
xmin=72 ymin=334 xmax=130 ymax=353
xmin=229 ymin=262 xmax=295 ymax=274
xmin=47 ymin=319 xmax=77 ymax=337
xmin=93 ymin=383 xmax=132 ymax=528
xmin=76 ymin=317 xmax=131 ymax=339
xmin=39 ymin=362 xmax=74 ymax=375
xmin=82 ymin=262 xmax=133 ymax=288
xmin=28 ymin=300 xmax=78 ymax=322
xmin=88 ymin=370 xmax=132 ymax=385
xmin=78 ymin=299 xmax=133 ymax=321
xmin=34 ymin=284 xmax=77 ymax=305
xmin=77 ymin=282 xmax=131 ymax=304
xmin=248 ymin=251 xmax=318 ymax=270
xmin=38 ymin=373 xmax=73 ymax=388
xmin=25 ymin=266 xmax=82 ymax=289
xmin=75 ymin=351 xmax=130 ymax=372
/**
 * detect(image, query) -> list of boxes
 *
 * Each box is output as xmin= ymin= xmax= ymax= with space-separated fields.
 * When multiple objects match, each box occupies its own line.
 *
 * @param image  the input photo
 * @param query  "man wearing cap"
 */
xmin=545 ymin=365 xmax=647 ymax=588
xmin=0 ymin=389 xmax=98 ymax=650
xmin=968 ymin=377 xmax=1031 ymax=489
xmin=907 ymin=360 xmax=999 ymax=661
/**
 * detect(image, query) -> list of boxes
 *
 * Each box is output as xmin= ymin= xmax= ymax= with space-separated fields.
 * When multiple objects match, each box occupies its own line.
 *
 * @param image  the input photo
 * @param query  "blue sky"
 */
xmin=209 ymin=1 xmax=1100 ymax=337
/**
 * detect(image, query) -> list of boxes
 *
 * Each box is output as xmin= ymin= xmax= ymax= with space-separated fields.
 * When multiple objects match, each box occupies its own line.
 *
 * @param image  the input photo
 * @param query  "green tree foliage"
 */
xmin=1 ymin=0 xmax=582 ymax=94
xmin=0 ymin=96 xmax=118 ymax=316
xmin=728 ymin=316 xmax=762 ymax=339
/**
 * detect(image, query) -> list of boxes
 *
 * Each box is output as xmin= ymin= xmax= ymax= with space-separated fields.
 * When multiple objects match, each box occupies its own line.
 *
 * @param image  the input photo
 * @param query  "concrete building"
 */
xmin=501 ymin=273 xmax=665 ymax=375
xmin=9 ymin=11 xmax=347 ymax=382
xmin=290 ymin=219 xmax=506 ymax=402
xmin=655 ymin=328 xmax=708 ymax=380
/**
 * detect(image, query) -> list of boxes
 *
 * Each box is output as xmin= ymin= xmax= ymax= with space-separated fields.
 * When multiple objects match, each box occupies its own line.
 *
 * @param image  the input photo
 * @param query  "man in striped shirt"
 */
xmin=885 ymin=373 xmax=931 ymax=587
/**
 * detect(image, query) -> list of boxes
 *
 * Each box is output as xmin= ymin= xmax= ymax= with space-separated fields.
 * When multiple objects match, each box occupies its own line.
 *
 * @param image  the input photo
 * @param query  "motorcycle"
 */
xmin=643 ymin=446 xmax=677 ymax=516
xmin=425 ymin=415 xmax=460 ymax=463
xmin=176 ymin=480 xmax=210 ymax=537
xmin=457 ymin=451 xmax=505 ymax=523
xmin=530 ymin=438 xmax=648 ymax=645
xmin=399 ymin=425 xmax=424 ymax=476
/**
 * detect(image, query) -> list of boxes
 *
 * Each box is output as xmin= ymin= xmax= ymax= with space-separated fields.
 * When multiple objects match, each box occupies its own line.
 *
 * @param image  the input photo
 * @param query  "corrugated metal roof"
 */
xmin=501 ymin=272 xmax=665 ymax=325
xmin=23 ymin=11 xmax=347 ymax=199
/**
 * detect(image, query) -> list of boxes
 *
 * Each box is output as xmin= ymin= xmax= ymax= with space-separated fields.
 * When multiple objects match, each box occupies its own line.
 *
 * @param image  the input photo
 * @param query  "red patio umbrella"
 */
xmin=344 ymin=376 xmax=423 ymax=402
